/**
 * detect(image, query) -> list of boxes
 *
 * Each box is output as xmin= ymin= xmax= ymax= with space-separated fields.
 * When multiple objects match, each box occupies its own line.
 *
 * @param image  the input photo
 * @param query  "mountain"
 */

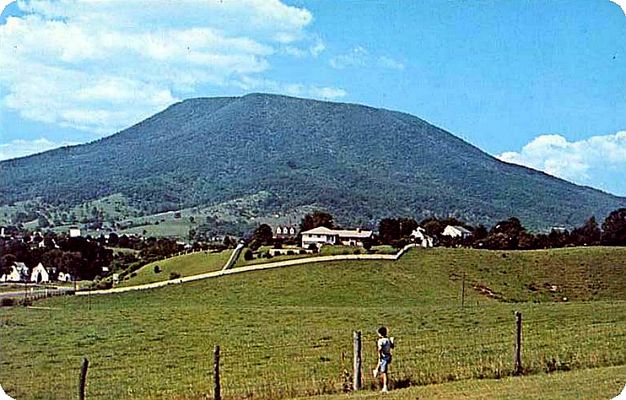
xmin=2 ymin=93 xmax=625 ymax=231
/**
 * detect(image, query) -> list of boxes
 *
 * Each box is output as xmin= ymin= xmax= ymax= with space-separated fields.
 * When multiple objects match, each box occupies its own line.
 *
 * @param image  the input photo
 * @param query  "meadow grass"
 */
xmin=117 ymin=250 xmax=232 ymax=287
xmin=303 ymin=365 xmax=626 ymax=400
xmin=0 ymin=247 xmax=625 ymax=400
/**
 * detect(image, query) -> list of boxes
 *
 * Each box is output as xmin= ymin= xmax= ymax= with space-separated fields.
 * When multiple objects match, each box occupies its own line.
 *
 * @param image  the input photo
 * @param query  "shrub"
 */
xmin=287 ymin=250 xmax=295 ymax=256
xmin=169 ymin=271 xmax=181 ymax=280
xmin=299 ymin=249 xmax=306 ymax=255
xmin=243 ymin=249 xmax=253 ymax=261
xmin=353 ymin=249 xmax=362 ymax=254
xmin=154 ymin=265 xmax=161 ymax=274
xmin=1 ymin=298 xmax=15 ymax=307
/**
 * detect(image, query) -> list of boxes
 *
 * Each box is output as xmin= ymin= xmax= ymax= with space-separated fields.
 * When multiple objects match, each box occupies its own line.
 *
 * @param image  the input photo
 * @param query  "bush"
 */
xmin=299 ymin=249 xmax=306 ymax=255
xmin=353 ymin=249 xmax=362 ymax=254
xmin=1 ymin=298 xmax=15 ymax=307
xmin=154 ymin=265 xmax=161 ymax=274
xmin=287 ymin=250 xmax=295 ymax=255
xmin=169 ymin=271 xmax=181 ymax=280
xmin=243 ymin=249 xmax=253 ymax=261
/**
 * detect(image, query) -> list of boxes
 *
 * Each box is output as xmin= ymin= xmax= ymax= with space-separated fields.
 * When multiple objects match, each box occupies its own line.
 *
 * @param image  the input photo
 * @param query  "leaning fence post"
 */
xmin=214 ymin=345 xmax=221 ymax=400
xmin=78 ymin=357 xmax=89 ymax=400
xmin=514 ymin=311 xmax=522 ymax=375
xmin=353 ymin=331 xmax=362 ymax=390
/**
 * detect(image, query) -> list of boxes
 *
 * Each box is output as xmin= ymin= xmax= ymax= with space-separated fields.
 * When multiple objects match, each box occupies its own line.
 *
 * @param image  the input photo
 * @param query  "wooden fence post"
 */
xmin=353 ymin=331 xmax=362 ymax=391
xmin=214 ymin=345 xmax=221 ymax=400
xmin=514 ymin=311 xmax=522 ymax=375
xmin=79 ymin=357 xmax=89 ymax=400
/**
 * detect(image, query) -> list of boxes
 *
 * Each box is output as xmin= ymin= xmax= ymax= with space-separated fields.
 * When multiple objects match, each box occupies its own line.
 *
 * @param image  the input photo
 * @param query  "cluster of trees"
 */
xmin=469 ymin=209 xmax=626 ymax=250
xmin=0 ymin=235 xmax=113 ymax=281
xmin=375 ymin=208 xmax=626 ymax=250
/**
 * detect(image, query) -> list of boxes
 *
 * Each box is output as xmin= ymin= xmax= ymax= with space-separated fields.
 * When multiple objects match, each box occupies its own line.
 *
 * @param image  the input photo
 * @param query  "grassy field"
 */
xmin=304 ymin=365 xmax=626 ymax=400
xmin=0 ymin=247 xmax=625 ymax=400
xmin=238 ymin=245 xmax=400 ymax=267
xmin=117 ymin=250 xmax=232 ymax=287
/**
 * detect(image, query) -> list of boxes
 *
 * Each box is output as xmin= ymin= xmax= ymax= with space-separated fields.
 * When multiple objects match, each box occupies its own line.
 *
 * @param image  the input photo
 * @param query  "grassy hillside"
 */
xmin=0 ymin=247 xmax=625 ymax=400
xmin=306 ymin=365 xmax=626 ymax=400
xmin=117 ymin=250 xmax=232 ymax=287
xmin=2 ymin=93 xmax=626 ymax=231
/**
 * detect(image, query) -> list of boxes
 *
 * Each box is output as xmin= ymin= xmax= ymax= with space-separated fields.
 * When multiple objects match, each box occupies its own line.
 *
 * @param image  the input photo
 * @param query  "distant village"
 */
xmin=1 ymin=207 xmax=625 ymax=288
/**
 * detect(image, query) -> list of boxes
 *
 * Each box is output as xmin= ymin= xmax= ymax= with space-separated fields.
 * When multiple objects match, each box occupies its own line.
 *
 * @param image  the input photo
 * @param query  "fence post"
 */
xmin=79 ymin=357 xmax=89 ymax=400
xmin=353 ymin=331 xmax=362 ymax=391
xmin=514 ymin=311 xmax=522 ymax=375
xmin=214 ymin=345 xmax=221 ymax=400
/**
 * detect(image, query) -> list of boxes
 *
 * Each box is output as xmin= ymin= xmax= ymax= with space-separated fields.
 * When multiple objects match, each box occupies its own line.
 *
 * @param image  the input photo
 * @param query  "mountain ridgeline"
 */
xmin=2 ymin=93 xmax=625 ymax=229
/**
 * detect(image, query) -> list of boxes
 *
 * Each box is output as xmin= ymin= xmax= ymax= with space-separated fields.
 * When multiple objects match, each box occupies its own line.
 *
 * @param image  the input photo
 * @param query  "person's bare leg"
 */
xmin=381 ymin=372 xmax=388 ymax=392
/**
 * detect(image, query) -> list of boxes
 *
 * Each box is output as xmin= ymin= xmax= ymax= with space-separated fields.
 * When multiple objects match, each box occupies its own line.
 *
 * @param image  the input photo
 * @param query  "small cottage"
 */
xmin=30 ymin=263 xmax=50 ymax=283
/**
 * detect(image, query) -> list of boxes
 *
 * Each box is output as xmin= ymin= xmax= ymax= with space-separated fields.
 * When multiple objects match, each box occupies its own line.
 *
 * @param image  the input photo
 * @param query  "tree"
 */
xmin=252 ymin=224 xmax=273 ymax=246
xmin=398 ymin=218 xmax=418 ymax=238
xmin=37 ymin=214 xmax=50 ymax=228
xmin=299 ymin=211 xmax=334 ymax=232
xmin=571 ymin=216 xmax=601 ymax=246
xmin=378 ymin=218 xmax=400 ymax=244
xmin=601 ymin=208 xmax=626 ymax=246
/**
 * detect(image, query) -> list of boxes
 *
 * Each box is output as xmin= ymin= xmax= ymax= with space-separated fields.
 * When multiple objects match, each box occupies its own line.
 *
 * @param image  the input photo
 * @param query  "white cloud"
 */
xmin=330 ymin=46 xmax=404 ymax=70
xmin=0 ymin=0 xmax=341 ymax=134
xmin=497 ymin=132 xmax=626 ymax=194
xmin=378 ymin=56 xmax=405 ymax=71
xmin=330 ymin=46 xmax=369 ymax=69
xmin=232 ymin=76 xmax=346 ymax=100
xmin=0 ymin=137 xmax=78 ymax=160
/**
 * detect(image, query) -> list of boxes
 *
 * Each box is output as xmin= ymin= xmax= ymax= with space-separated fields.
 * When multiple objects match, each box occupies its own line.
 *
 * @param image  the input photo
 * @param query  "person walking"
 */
xmin=373 ymin=326 xmax=394 ymax=392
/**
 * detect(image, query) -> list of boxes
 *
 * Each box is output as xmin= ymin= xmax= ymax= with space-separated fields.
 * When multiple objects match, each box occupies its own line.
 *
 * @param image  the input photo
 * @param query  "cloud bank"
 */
xmin=0 ymin=0 xmax=342 ymax=134
xmin=0 ymin=137 xmax=78 ymax=160
xmin=329 ymin=46 xmax=405 ymax=71
xmin=498 ymin=132 xmax=626 ymax=195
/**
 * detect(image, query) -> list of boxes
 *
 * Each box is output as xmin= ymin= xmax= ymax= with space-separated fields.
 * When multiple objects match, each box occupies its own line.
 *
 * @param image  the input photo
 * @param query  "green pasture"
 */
xmin=306 ymin=365 xmax=626 ymax=400
xmin=0 ymin=247 xmax=625 ymax=400
xmin=117 ymin=250 xmax=232 ymax=287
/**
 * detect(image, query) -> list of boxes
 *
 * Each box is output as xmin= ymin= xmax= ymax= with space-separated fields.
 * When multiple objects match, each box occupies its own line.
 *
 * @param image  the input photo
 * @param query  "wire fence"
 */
xmin=2 ymin=310 xmax=625 ymax=400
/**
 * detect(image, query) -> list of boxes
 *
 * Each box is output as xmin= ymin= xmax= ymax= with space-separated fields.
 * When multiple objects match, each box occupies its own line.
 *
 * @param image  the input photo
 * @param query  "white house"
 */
xmin=0 ymin=262 xmax=29 ymax=282
xmin=69 ymin=227 xmax=81 ymax=238
xmin=442 ymin=225 xmax=472 ymax=239
xmin=57 ymin=272 xmax=73 ymax=282
xmin=274 ymin=226 xmax=297 ymax=239
xmin=30 ymin=263 xmax=50 ymax=283
xmin=301 ymin=227 xmax=373 ymax=249
xmin=410 ymin=227 xmax=434 ymax=248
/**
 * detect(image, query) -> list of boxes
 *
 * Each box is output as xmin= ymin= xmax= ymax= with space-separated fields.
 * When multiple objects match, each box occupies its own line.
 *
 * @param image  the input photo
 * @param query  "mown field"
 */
xmin=117 ymin=250 xmax=232 ymax=287
xmin=0 ymin=247 xmax=625 ymax=400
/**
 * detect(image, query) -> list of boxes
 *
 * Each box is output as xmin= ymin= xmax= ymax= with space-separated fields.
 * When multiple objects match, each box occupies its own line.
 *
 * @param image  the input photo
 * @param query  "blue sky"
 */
xmin=1 ymin=0 xmax=625 ymax=195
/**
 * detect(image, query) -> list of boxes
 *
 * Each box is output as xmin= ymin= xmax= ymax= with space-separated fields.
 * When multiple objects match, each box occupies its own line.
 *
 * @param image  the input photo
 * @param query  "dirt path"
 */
xmin=77 ymin=244 xmax=417 ymax=296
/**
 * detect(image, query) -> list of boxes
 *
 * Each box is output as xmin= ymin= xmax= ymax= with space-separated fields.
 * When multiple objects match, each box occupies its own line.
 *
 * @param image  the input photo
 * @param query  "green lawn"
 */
xmin=117 ymin=250 xmax=232 ymax=287
xmin=305 ymin=365 xmax=626 ymax=400
xmin=0 ymin=247 xmax=625 ymax=400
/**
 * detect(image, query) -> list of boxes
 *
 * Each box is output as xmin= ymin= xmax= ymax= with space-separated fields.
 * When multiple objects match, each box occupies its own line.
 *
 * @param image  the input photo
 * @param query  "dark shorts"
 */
xmin=379 ymin=356 xmax=392 ymax=373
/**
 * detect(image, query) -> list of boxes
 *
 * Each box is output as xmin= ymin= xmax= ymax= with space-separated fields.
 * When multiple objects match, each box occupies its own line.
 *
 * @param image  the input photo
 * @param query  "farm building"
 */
xmin=0 ymin=262 xmax=29 ymax=282
xmin=301 ymin=227 xmax=373 ymax=249
xmin=274 ymin=226 xmax=297 ymax=240
xmin=410 ymin=227 xmax=434 ymax=247
xmin=442 ymin=225 xmax=472 ymax=239
xmin=57 ymin=272 xmax=73 ymax=282
xmin=30 ymin=263 xmax=50 ymax=283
